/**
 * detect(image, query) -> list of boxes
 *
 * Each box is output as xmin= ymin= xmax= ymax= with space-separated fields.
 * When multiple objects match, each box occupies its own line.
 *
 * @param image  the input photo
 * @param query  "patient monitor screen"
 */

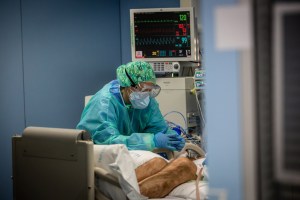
xmin=132 ymin=9 xmax=193 ymax=60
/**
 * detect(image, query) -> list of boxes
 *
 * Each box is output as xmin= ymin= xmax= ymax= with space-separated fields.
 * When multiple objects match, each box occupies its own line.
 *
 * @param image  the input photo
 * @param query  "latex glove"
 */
xmin=154 ymin=132 xmax=182 ymax=151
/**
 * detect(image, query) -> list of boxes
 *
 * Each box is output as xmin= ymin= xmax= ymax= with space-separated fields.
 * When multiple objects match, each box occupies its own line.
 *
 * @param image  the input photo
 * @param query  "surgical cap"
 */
xmin=116 ymin=61 xmax=156 ymax=87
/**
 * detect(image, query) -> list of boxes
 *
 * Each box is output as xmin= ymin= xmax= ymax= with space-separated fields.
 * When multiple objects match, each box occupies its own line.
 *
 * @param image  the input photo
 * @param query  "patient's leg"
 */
xmin=138 ymin=157 xmax=197 ymax=198
xmin=135 ymin=157 xmax=168 ymax=182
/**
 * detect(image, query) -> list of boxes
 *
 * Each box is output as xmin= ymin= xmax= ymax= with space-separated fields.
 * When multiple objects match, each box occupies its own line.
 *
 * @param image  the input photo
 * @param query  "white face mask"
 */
xmin=129 ymin=91 xmax=150 ymax=109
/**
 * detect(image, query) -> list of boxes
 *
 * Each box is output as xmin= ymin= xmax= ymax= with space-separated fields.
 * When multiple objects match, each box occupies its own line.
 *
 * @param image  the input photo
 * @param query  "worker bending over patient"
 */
xmin=77 ymin=61 xmax=197 ymax=198
xmin=77 ymin=61 xmax=185 ymax=152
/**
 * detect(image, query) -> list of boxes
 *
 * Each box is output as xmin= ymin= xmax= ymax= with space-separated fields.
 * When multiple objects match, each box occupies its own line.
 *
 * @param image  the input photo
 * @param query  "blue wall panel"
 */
xmin=22 ymin=0 xmax=121 ymax=128
xmin=0 ymin=1 xmax=24 ymax=199
xmin=1 ymin=0 xmax=121 ymax=199
xmin=202 ymin=0 xmax=243 ymax=199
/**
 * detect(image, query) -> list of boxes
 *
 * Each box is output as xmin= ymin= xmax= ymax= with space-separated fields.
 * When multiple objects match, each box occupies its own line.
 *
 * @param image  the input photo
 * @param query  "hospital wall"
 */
xmin=0 ymin=0 xmax=247 ymax=200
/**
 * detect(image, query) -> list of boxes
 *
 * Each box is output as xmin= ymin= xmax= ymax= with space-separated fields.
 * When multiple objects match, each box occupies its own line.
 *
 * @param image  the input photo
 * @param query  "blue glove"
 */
xmin=167 ymin=134 xmax=186 ymax=151
xmin=154 ymin=132 xmax=182 ymax=151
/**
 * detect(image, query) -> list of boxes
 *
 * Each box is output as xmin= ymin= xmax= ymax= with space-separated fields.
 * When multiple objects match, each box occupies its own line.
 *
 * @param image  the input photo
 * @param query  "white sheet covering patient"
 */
xmin=94 ymin=145 xmax=208 ymax=200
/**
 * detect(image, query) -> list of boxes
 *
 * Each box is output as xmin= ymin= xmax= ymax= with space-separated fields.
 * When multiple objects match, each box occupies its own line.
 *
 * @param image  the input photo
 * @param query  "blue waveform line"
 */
xmin=135 ymin=37 xmax=178 ymax=46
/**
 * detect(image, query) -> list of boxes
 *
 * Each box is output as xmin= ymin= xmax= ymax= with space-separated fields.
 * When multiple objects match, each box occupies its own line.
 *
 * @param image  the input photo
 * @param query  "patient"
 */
xmin=77 ymin=61 xmax=198 ymax=198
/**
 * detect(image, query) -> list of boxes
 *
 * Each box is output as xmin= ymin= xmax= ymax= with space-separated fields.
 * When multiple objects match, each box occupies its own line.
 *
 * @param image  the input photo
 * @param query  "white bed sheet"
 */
xmin=94 ymin=145 xmax=208 ymax=200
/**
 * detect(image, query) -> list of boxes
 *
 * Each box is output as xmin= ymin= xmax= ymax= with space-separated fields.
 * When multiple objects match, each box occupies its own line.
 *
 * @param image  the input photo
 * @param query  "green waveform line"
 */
xmin=135 ymin=20 xmax=179 ymax=23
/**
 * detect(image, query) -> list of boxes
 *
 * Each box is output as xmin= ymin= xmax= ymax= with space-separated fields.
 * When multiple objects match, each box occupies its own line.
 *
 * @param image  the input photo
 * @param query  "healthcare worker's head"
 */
xmin=117 ymin=61 xmax=161 ymax=109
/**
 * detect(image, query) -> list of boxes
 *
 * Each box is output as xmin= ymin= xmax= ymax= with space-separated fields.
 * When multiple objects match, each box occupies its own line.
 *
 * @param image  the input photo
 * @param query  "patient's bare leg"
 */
xmin=135 ymin=157 xmax=168 ymax=182
xmin=138 ymin=157 xmax=197 ymax=198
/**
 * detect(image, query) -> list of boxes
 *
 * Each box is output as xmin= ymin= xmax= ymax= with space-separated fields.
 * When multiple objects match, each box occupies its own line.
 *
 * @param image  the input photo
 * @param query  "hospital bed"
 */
xmin=12 ymin=127 xmax=208 ymax=200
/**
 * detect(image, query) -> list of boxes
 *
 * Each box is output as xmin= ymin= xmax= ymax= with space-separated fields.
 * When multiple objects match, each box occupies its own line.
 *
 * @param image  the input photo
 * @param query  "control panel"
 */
xmin=149 ymin=62 xmax=180 ymax=73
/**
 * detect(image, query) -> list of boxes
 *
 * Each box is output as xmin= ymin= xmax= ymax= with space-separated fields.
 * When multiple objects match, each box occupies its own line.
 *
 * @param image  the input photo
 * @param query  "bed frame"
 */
xmin=12 ymin=126 xmax=120 ymax=200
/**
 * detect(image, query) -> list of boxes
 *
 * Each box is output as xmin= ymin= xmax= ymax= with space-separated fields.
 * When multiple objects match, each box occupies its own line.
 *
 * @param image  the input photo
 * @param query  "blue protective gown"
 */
xmin=77 ymin=80 xmax=175 ymax=151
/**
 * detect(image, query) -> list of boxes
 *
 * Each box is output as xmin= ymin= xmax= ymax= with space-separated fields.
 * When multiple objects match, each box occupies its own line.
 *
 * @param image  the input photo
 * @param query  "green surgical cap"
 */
xmin=116 ymin=61 xmax=156 ymax=87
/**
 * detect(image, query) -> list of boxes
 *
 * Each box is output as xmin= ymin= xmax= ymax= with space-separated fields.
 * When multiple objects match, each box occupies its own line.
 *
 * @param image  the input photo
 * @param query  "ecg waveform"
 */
xmin=134 ymin=19 xmax=179 ymax=23
xmin=135 ymin=37 xmax=176 ymax=46
xmin=135 ymin=24 xmax=190 ymax=36
xmin=135 ymin=36 xmax=190 ymax=47
xmin=135 ymin=27 xmax=175 ymax=36
xmin=134 ymin=12 xmax=190 ymax=23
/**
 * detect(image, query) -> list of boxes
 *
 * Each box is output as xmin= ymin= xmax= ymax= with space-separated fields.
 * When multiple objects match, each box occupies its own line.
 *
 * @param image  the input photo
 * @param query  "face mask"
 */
xmin=129 ymin=91 xmax=150 ymax=109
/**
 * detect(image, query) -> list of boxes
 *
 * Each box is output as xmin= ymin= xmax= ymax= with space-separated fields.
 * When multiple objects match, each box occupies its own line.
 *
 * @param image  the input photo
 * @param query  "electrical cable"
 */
xmin=163 ymin=111 xmax=188 ymax=134
xmin=195 ymin=90 xmax=206 ymax=128
xmin=194 ymin=90 xmax=208 ymax=151
xmin=163 ymin=111 xmax=203 ymax=149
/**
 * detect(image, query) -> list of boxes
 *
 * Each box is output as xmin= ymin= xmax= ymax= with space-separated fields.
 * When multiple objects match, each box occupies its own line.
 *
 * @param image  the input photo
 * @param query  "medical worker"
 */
xmin=77 ymin=61 xmax=185 ymax=152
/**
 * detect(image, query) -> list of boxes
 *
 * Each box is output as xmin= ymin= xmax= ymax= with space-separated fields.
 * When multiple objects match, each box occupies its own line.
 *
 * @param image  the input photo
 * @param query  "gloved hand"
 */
xmin=154 ymin=132 xmax=182 ymax=151
xmin=167 ymin=134 xmax=186 ymax=151
xmin=175 ymin=138 xmax=185 ymax=151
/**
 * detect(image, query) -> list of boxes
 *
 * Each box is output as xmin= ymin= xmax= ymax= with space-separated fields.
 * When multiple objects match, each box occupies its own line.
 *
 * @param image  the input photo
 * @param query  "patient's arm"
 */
xmin=137 ymin=157 xmax=197 ymax=198
xmin=135 ymin=157 xmax=168 ymax=182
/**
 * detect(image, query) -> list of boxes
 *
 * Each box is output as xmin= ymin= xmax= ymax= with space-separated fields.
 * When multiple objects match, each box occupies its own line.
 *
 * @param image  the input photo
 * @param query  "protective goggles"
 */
xmin=125 ymin=69 xmax=161 ymax=98
xmin=138 ymin=83 xmax=161 ymax=98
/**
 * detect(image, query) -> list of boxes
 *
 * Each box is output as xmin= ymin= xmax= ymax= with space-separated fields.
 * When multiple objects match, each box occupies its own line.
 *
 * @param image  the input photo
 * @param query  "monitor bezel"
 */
xmin=130 ymin=7 xmax=198 ymax=62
